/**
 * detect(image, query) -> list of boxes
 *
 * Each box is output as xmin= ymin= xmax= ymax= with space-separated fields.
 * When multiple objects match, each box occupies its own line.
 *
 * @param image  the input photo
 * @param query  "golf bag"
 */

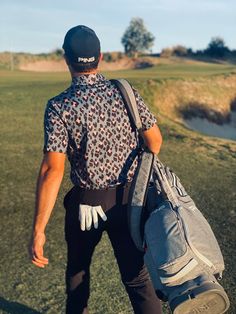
xmin=111 ymin=79 xmax=230 ymax=314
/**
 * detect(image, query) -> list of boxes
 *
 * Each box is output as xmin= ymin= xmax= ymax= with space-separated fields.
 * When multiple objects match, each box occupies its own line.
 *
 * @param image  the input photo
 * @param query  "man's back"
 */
xmin=31 ymin=25 xmax=163 ymax=314
xmin=44 ymin=73 xmax=156 ymax=189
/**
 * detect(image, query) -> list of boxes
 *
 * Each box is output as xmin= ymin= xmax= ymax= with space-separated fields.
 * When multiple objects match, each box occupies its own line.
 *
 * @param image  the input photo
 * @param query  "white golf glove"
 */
xmin=79 ymin=204 xmax=107 ymax=231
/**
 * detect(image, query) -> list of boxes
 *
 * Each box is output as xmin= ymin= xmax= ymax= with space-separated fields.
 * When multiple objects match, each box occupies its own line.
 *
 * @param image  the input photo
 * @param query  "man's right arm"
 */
xmin=132 ymin=88 xmax=163 ymax=154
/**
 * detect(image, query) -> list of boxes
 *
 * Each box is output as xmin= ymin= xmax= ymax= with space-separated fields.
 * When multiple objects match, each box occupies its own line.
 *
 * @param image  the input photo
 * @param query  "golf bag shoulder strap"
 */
xmin=110 ymin=79 xmax=143 ymax=133
xmin=110 ymin=78 xmax=180 ymax=207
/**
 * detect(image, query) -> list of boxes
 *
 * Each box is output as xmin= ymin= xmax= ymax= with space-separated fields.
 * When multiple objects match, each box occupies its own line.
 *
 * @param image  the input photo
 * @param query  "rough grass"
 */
xmin=152 ymin=76 xmax=236 ymax=123
xmin=0 ymin=63 xmax=236 ymax=314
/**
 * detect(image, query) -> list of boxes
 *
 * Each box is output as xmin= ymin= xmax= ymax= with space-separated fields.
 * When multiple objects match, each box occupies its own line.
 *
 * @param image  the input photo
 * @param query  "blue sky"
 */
xmin=1 ymin=0 xmax=235 ymax=53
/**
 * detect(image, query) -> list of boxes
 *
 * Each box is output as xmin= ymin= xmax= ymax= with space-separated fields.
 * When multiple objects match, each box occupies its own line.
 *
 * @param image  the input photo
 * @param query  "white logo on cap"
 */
xmin=78 ymin=57 xmax=95 ymax=63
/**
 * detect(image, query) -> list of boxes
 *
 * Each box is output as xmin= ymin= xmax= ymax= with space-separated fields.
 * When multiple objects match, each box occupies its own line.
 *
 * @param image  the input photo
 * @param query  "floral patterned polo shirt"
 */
xmin=44 ymin=73 xmax=156 ymax=189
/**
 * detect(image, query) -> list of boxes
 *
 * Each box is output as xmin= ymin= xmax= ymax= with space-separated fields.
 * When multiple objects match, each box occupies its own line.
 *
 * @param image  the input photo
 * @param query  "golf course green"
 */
xmin=0 ymin=61 xmax=236 ymax=313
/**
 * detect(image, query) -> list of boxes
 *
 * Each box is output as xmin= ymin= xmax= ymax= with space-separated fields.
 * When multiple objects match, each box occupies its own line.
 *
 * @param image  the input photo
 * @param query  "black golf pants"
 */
xmin=64 ymin=184 xmax=162 ymax=314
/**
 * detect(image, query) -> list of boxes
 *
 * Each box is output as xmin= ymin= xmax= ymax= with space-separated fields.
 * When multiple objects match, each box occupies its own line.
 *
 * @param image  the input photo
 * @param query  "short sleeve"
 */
xmin=133 ymin=88 xmax=157 ymax=131
xmin=43 ymin=101 xmax=68 ymax=153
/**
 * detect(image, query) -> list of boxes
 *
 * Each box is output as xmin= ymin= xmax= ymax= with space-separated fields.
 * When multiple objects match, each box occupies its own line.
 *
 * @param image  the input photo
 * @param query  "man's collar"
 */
xmin=72 ymin=73 xmax=106 ymax=86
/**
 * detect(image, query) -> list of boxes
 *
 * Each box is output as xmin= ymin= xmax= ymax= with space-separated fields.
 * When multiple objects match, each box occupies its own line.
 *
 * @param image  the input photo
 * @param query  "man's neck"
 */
xmin=71 ymin=69 xmax=98 ymax=78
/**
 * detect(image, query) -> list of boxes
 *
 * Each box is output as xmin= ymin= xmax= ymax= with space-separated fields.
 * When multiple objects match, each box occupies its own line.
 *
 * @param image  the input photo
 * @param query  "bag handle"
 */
xmin=153 ymin=160 xmax=180 ymax=208
xmin=111 ymin=79 xmax=180 ymax=209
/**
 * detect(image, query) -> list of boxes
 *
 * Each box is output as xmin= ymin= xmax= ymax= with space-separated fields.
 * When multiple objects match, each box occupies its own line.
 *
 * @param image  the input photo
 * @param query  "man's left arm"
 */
xmin=30 ymin=152 xmax=66 ymax=268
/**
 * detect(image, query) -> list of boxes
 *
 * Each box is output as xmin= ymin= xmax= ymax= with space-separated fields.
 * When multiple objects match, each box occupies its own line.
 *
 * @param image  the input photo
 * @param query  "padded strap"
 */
xmin=111 ymin=78 xmax=180 ymax=208
xmin=110 ymin=79 xmax=143 ymax=132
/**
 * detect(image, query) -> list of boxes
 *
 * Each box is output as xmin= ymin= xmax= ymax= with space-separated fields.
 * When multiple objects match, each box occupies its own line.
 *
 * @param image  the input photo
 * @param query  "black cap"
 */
xmin=63 ymin=25 xmax=101 ymax=66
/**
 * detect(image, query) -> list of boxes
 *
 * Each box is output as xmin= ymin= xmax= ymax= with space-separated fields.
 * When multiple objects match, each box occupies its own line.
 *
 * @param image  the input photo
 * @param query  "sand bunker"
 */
xmin=184 ymin=111 xmax=236 ymax=141
xmin=19 ymin=57 xmax=156 ymax=72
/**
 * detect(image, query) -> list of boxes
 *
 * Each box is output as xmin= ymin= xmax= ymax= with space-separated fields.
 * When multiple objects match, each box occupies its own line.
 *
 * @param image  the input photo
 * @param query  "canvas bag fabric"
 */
xmin=111 ymin=79 xmax=225 ymax=301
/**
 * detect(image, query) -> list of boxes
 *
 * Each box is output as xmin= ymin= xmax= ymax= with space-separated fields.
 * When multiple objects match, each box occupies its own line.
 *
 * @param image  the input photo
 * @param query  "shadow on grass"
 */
xmin=0 ymin=297 xmax=41 ymax=314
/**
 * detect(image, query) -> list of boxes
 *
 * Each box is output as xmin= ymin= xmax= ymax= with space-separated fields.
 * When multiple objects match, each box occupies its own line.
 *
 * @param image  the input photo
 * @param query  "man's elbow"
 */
xmin=149 ymin=136 xmax=162 ymax=155
xmin=39 ymin=152 xmax=66 ymax=179
xmin=39 ymin=163 xmax=64 ymax=184
xmin=43 ymin=167 xmax=64 ymax=180
xmin=142 ymin=124 xmax=163 ymax=155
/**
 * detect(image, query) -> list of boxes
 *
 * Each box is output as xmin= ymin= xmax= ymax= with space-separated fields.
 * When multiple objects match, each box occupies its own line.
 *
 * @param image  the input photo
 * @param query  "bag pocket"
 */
xmin=144 ymin=200 xmax=200 ymax=287
xmin=144 ymin=200 xmax=187 ymax=268
xmin=178 ymin=205 xmax=225 ymax=275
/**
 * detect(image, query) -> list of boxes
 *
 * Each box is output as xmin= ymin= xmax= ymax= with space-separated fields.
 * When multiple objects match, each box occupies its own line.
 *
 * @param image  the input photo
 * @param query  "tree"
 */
xmin=52 ymin=48 xmax=64 ymax=57
xmin=205 ymin=37 xmax=229 ymax=58
xmin=121 ymin=18 xmax=155 ymax=56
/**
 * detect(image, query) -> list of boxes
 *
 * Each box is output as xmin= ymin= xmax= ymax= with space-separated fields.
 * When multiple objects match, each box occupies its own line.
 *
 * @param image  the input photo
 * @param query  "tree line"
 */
xmin=121 ymin=18 xmax=235 ymax=60
xmin=51 ymin=17 xmax=234 ymax=61
xmin=2 ymin=17 xmax=234 ymax=71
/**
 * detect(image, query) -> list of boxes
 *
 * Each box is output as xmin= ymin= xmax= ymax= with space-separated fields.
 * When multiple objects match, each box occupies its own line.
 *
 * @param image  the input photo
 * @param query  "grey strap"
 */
xmin=111 ymin=79 xmax=143 ymax=133
xmin=153 ymin=159 xmax=180 ymax=208
xmin=117 ymin=79 xmax=142 ymax=130
xmin=112 ymin=78 xmax=181 ymax=209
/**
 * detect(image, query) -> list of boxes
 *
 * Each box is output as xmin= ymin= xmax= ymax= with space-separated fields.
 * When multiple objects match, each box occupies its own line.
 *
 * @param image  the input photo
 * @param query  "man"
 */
xmin=30 ymin=25 xmax=163 ymax=314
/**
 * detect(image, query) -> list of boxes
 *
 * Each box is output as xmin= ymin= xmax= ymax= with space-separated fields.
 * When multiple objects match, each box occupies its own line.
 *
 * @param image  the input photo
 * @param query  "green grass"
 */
xmin=0 ymin=63 xmax=236 ymax=314
xmin=106 ymin=63 xmax=236 ymax=79
xmin=1 ymin=60 xmax=236 ymax=83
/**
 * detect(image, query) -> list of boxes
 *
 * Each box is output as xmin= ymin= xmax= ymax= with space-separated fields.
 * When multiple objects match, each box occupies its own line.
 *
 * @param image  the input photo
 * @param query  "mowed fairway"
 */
xmin=0 ymin=62 xmax=236 ymax=314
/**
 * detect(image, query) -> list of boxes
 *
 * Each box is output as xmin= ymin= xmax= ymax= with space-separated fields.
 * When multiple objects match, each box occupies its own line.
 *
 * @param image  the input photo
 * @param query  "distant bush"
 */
xmin=52 ymin=48 xmax=64 ymax=57
xmin=160 ymin=45 xmax=190 ymax=57
xmin=172 ymin=45 xmax=189 ymax=56
xmin=160 ymin=37 xmax=235 ymax=61
xmin=0 ymin=50 xmax=65 ymax=70
xmin=103 ymin=52 xmax=124 ymax=62
xmin=160 ymin=48 xmax=173 ymax=58
xmin=204 ymin=37 xmax=230 ymax=58
xmin=231 ymin=49 xmax=236 ymax=56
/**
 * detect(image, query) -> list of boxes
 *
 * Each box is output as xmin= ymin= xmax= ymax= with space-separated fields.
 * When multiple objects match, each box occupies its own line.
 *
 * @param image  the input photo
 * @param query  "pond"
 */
xmin=184 ymin=111 xmax=236 ymax=141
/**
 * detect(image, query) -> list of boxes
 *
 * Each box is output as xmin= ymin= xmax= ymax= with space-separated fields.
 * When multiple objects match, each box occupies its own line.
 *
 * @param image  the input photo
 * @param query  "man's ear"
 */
xmin=99 ymin=53 xmax=103 ymax=62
